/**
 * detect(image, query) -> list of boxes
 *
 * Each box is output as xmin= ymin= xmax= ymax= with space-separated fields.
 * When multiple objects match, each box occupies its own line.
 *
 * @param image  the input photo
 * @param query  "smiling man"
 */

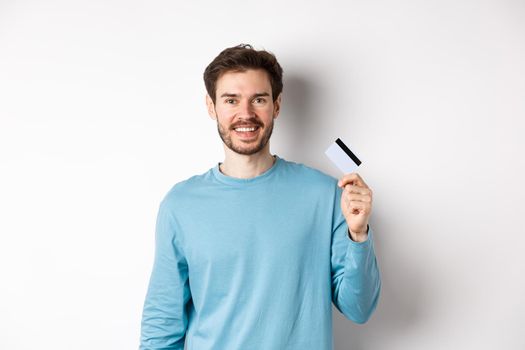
xmin=139 ymin=44 xmax=381 ymax=350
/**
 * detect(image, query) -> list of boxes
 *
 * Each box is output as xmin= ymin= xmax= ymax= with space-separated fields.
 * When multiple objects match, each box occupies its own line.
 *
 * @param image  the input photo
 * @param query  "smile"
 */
xmin=235 ymin=126 xmax=257 ymax=132
xmin=233 ymin=126 xmax=260 ymax=138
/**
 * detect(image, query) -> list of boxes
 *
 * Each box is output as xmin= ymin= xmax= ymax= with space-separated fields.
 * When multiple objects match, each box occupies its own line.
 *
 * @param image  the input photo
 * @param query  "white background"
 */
xmin=1 ymin=0 xmax=524 ymax=349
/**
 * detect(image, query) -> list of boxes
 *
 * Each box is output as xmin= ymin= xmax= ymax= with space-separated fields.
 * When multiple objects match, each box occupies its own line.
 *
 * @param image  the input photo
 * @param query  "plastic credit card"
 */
xmin=325 ymin=138 xmax=362 ymax=174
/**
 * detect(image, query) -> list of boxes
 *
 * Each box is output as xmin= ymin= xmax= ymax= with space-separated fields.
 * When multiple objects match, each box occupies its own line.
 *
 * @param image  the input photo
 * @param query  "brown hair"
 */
xmin=203 ymin=43 xmax=283 ymax=103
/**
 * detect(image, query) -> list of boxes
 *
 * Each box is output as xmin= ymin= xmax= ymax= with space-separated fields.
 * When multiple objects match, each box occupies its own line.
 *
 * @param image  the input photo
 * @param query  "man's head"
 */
xmin=204 ymin=44 xmax=284 ymax=156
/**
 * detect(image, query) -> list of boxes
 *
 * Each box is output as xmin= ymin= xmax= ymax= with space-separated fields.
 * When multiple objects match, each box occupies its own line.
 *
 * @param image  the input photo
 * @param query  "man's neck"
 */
xmin=219 ymin=149 xmax=276 ymax=179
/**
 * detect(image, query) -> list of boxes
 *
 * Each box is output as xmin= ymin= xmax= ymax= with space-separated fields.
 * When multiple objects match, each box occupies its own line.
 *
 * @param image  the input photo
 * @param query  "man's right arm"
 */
xmin=140 ymin=200 xmax=191 ymax=350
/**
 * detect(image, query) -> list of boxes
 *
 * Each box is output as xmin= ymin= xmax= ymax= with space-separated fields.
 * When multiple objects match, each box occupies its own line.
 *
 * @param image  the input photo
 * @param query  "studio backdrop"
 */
xmin=1 ymin=0 xmax=524 ymax=349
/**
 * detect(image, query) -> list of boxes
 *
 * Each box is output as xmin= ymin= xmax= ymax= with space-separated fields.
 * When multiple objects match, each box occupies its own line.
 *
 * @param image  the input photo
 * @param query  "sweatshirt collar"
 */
xmin=212 ymin=154 xmax=282 ymax=186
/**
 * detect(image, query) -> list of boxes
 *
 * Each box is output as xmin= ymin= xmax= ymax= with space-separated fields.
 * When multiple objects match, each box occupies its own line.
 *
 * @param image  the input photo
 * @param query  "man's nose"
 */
xmin=238 ymin=100 xmax=254 ymax=117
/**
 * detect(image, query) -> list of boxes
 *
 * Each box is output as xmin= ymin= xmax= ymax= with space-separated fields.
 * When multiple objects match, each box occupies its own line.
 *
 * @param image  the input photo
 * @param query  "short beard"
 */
xmin=217 ymin=117 xmax=274 ymax=156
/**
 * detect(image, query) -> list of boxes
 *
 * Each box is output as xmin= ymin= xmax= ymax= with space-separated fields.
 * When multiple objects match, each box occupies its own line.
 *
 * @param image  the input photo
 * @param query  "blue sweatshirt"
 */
xmin=140 ymin=155 xmax=380 ymax=350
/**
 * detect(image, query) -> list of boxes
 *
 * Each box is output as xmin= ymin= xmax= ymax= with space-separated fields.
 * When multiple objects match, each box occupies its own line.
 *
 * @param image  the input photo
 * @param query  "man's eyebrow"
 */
xmin=252 ymin=92 xmax=270 ymax=98
xmin=219 ymin=92 xmax=271 ymax=98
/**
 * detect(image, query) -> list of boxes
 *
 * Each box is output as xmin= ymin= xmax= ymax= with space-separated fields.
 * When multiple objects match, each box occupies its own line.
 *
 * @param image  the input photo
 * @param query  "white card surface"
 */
xmin=325 ymin=138 xmax=362 ymax=174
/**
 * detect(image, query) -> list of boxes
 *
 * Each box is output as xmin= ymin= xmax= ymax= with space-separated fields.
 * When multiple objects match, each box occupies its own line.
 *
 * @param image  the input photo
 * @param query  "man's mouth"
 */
xmin=233 ymin=125 xmax=260 ymax=138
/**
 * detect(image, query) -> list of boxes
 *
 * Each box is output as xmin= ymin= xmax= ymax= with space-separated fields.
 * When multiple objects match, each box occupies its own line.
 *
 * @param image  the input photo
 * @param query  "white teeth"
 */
xmin=235 ymin=127 xmax=257 ymax=132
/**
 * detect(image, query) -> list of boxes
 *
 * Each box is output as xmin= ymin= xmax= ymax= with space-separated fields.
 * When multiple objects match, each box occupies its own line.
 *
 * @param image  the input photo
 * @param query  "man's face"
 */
xmin=206 ymin=69 xmax=281 ymax=156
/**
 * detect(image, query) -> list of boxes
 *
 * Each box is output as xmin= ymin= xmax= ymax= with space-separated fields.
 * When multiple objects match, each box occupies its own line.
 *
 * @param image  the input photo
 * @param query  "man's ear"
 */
xmin=206 ymin=94 xmax=216 ymax=120
xmin=273 ymin=93 xmax=282 ymax=119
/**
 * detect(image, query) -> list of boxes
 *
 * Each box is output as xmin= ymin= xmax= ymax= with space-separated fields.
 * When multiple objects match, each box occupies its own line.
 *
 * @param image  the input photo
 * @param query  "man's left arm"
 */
xmin=331 ymin=173 xmax=381 ymax=324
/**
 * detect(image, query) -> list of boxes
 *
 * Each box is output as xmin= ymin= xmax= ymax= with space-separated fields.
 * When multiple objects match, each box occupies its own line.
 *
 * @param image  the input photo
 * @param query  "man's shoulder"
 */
xmin=160 ymin=168 xmax=213 ymax=207
xmin=280 ymin=157 xmax=338 ymax=187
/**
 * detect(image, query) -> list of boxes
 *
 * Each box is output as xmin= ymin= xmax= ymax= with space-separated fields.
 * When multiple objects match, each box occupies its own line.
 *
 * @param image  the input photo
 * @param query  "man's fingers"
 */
xmin=343 ymin=184 xmax=372 ymax=196
xmin=337 ymin=172 xmax=369 ymax=188
xmin=343 ymin=191 xmax=372 ymax=203
xmin=346 ymin=200 xmax=371 ymax=214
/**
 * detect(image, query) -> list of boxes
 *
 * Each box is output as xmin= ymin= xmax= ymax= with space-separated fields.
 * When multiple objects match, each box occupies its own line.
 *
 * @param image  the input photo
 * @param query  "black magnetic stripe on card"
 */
xmin=335 ymin=138 xmax=362 ymax=166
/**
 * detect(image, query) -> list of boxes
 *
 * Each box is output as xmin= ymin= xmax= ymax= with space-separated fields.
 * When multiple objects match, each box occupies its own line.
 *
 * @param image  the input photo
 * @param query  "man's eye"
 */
xmin=253 ymin=98 xmax=266 ymax=104
xmin=225 ymin=99 xmax=235 ymax=104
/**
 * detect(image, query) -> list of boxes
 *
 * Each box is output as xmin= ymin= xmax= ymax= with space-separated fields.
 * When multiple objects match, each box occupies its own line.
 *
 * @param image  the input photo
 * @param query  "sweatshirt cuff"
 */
xmin=346 ymin=224 xmax=374 ymax=249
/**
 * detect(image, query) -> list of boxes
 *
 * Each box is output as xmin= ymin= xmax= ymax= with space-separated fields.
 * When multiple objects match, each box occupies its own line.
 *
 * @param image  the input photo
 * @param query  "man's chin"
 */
xmin=230 ymin=146 xmax=264 ymax=156
xmin=228 ymin=140 xmax=267 ymax=156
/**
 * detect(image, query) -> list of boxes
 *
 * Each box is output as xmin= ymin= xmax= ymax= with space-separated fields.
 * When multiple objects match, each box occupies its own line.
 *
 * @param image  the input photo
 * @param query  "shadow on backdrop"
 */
xmin=275 ymin=73 xmax=328 ymax=171
xmin=332 ymin=203 xmax=426 ymax=349
xmin=281 ymin=73 xmax=425 ymax=350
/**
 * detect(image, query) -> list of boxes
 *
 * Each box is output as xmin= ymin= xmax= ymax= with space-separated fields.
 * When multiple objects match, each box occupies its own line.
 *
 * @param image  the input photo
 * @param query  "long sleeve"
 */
xmin=140 ymin=200 xmax=191 ymax=350
xmin=330 ymin=184 xmax=381 ymax=324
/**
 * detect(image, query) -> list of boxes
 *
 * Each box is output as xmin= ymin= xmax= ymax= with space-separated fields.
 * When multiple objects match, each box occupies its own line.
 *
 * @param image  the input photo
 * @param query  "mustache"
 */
xmin=231 ymin=119 xmax=263 ymax=129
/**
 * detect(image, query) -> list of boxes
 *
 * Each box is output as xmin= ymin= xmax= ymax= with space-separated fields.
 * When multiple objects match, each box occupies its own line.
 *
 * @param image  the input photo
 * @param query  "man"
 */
xmin=140 ymin=44 xmax=381 ymax=350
